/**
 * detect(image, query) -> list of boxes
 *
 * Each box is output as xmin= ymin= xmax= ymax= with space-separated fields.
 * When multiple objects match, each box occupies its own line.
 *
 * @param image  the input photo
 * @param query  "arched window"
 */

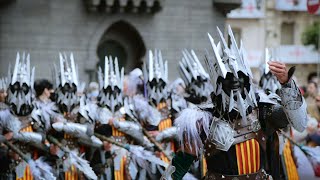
xmin=97 ymin=20 xmax=146 ymax=73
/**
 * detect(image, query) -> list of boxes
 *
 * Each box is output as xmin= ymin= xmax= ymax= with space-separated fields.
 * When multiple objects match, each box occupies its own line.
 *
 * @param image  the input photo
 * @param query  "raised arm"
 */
xmin=268 ymin=61 xmax=307 ymax=132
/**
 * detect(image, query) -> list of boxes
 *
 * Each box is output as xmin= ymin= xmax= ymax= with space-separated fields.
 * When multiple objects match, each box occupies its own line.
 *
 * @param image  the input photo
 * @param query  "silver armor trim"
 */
xmin=208 ymin=120 xmax=235 ymax=151
xmin=13 ymin=132 xmax=43 ymax=144
xmin=160 ymin=163 xmax=175 ymax=180
xmin=279 ymin=79 xmax=307 ymax=132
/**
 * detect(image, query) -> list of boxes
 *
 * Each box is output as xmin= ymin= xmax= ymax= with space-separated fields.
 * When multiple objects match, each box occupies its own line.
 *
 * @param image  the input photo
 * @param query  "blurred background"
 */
xmin=0 ymin=0 xmax=319 ymax=87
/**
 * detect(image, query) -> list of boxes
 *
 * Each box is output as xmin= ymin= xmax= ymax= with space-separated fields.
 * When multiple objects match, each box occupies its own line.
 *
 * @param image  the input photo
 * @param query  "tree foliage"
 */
xmin=302 ymin=21 xmax=319 ymax=49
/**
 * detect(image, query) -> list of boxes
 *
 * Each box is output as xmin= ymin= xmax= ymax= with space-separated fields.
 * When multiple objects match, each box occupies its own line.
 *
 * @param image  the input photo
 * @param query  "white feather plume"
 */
xmin=174 ymin=107 xmax=212 ymax=156
xmin=28 ymin=157 xmax=56 ymax=180
xmin=132 ymin=95 xmax=161 ymax=126
xmin=129 ymin=145 xmax=168 ymax=177
xmin=68 ymin=151 xmax=97 ymax=180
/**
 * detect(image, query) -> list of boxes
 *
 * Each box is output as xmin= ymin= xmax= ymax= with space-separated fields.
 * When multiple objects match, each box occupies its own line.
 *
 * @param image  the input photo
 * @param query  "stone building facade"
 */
xmin=0 ymin=0 xmax=240 ymax=83
xmin=226 ymin=0 xmax=319 ymax=86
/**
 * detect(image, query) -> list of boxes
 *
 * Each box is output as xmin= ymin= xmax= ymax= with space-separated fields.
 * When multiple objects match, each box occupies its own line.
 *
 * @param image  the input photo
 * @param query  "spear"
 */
xmin=94 ymin=133 xmax=168 ymax=168
xmin=3 ymin=140 xmax=30 ymax=162
xmin=122 ymin=104 xmax=173 ymax=160
xmin=46 ymin=135 xmax=98 ymax=180
xmin=94 ymin=133 xmax=130 ymax=150
xmin=278 ymin=129 xmax=320 ymax=170
xmin=2 ymin=140 xmax=56 ymax=180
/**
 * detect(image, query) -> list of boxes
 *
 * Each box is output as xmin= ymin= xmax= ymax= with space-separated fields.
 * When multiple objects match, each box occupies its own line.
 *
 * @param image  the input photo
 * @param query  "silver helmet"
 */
xmin=0 ymin=77 xmax=8 ymax=92
xmin=54 ymin=52 xmax=84 ymax=113
xmin=97 ymin=55 xmax=124 ymax=113
xmin=259 ymin=48 xmax=281 ymax=93
xmin=179 ymin=49 xmax=213 ymax=103
xmin=143 ymin=49 xmax=168 ymax=105
xmin=7 ymin=52 xmax=35 ymax=116
xmin=205 ymin=26 xmax=257 ymax=121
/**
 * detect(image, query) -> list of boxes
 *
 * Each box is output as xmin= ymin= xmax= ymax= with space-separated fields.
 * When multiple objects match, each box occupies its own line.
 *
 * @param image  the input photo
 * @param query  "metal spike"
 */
xmin=26 ymin=54 xmax=30 ymax=86
xmin=236 ymin=91 xmax=247 ymax=122
xmin=229 ymin=90 xmax=234 ymax=112
xmin=158 ymin=50 xmax=164 ymax=80
xmin=59 ymin=53 xmax=66 ymax=86
xmin=147 ymin=50 xmax=153 ymax=81
xmin=265 ymin=48 xmax=270 ymax=74
xmin=182 ymin=50 xmax=196 ymax=79
xmin=31 ymin=67 xmax=35 ymax=90
xmin=191 ymin=50 xmax=209 ymax=78
xmin=104 ymin=56 xmax=109 ymax=88
xmin=179 ymin=62 xmax=191 ymax=83
xmin=216 ymin=27 xmax=228 ymax=49
xmin=208 ymin=33 xmax=228 ymax=78
xmin=120 ymin=67 xmax=124 ymax=90
xmin=228 ymin=26 xmax=248 ymax=76
xmin=164 ymin=60 xmax=168 ymax=83
xmin=97 ymin=67 xmax=103 ymax=90
xmin=114 ymin=57 xmax=121 ymax=89
xmin=109 ymin=56 xmax=114 ymax=89
xmin=217 ymin=42 xmax=223 ymax=57
xmin=70 ymin=53 xmax=78 ymax=86
xmin=12 ymin=52 xmax=20 ymax=85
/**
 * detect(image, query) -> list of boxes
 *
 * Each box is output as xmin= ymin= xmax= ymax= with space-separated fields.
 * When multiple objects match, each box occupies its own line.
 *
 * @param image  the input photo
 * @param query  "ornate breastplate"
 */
xmin=205 ymin=110 xmax=264 ymax=157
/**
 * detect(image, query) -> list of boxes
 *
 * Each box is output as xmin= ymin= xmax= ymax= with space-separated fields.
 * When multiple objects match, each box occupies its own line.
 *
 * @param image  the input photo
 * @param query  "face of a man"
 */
xmin=221 ymin=72 xmax=248 ymax=98
xmin=0 ymin=90 xmax=7 ymax=102
xmin=316 ymin=95 xmax=320 ymax=108
xmin=307 ymin=83 xmax=317 ymax=97
xmin=44 ymin=88 xmax=54 ymax=99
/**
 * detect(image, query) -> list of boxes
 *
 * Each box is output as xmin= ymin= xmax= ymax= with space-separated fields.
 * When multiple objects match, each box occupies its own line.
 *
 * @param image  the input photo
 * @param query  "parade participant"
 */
xmin=123 ymin=68 xmax=144 ymax=97
xmin=0 ymin=77 xmax=17 ymax=179
xmin=92 ymin=55 xmax=163 ymax=180
xmin=176 ymin=49 xmax=214 ymax=178
xmin=259 ymin=49 xmax=281 ymax=95
xmin=133 ymin=49 xmax=175 ymax=163
xmin=162 ymin=26 xmax=307 ymax=180
xmin=50 ymin=52 xmax=97 ymax=180
xmin=179 ymin=49 xmax=213 ymax=105
xmin=168 ymin=78 xmax=187 ymax=118
xmin=259 ymin=48 xmax=299 ymax=179
xmin=5 ymin=52 xmax=55 ymax=180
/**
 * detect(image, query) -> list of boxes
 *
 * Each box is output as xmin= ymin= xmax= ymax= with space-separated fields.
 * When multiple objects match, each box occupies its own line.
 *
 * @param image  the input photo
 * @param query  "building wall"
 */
xmin=227 ymin=0 xmax=319 ymax=86
xmin=0 ymin=0 xmax=227 ymax=83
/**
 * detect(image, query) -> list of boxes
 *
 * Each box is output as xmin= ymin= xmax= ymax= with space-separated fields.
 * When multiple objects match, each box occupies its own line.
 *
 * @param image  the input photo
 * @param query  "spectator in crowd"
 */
xmin=34 ymin=79 xmax=54 ymax=102
xmin=308 ymin=94 xmax=320 ymax=122
xmin=308 ymin=72 xmax=318 ymax=84
xmin=306 ymin=82 xmax=318 ymax=117
xmin=87 ymin=82 xmax=99 ymax=103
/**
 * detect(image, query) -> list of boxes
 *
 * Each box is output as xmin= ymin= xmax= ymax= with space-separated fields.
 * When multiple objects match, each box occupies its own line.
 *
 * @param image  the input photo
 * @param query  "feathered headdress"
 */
xmin=54 ymin=52 xmax=85 ymax=113
xmin=7 ymin=52 xmax=35 ymax=116
xmin=179 ymin=49 xmax=213 ymax=103
xmin=143 ymin=49 xmax=168 ymax=105
xmin=97 ymin=55 xmax=124 ymax=113
xmin=204 ymin=26 xmax=257 ymax=120
xmin=0 ymin=77 xmax=8 ymax=91
xmin=259 ymin=48 xmax=281 ymax=93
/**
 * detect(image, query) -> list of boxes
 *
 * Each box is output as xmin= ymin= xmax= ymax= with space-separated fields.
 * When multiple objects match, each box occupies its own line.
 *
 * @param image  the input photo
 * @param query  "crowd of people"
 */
xmin=292 ymin=73 xmax=320 ymax=147
xmin=0 ymin=27 xmax=317 ymax=180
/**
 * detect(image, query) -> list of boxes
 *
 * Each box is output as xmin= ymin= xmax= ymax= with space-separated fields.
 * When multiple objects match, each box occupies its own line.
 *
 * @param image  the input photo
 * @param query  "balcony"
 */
xmin=213 ymin=0 xmax=242 ymax=15
xmin=84 ymin=0 xmax=163 ymax=13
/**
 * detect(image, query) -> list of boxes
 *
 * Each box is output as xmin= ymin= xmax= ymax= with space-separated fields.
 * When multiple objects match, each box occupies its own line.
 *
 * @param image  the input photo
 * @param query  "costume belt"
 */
xmin=205 ymin=130 xmax=266 ymax=157
xmin=204 ymin=169 xmax=271 ymax=180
